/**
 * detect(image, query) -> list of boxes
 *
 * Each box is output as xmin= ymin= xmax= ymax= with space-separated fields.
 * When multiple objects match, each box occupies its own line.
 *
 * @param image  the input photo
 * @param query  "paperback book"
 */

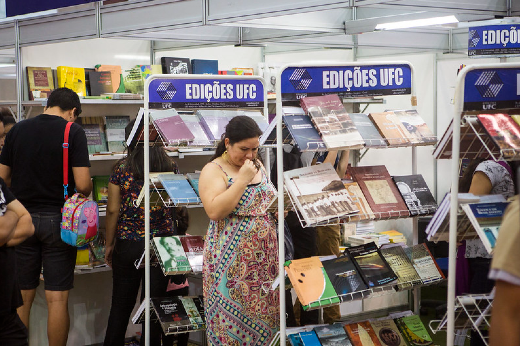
xmin=477 ymin=113 xmax=520 ymax=159
xmin=368 ymin=112 xmax=411 ymax=146
xmin=92 ymin=175 xmax=110 ymax=205
xmin=56 ymin=66 xmax=87 ymax=97
xmin=151 ymin=236 xmax=192 ymax=275
xmin=191 ymin=59 xmax=218 ymax=74
xmin=161 ymin=57 xmax=192 ymax=74
xmin=178 ymin=114 xmax=211 ymax=146
xmin=322 ymin=253 xmax=369 ymax=300
xmin=313 ymin=324 xmax=353 ymax=346
xmin=344 ymin=321 xmax=382 ymax=346
xmin=343 ymin=181 xmax=376 ymax=221
xmin=346 ymin=242 xmax=398 ymax=288
xmin=179 ymin=235 xmax=204 ymax=273
xmin=79 ymin=117 xmax=108 ymax=154
xmin=95 ymin=64 xmax=123 ymax=93
xmin=394 ymin=315 xmax=433 ymax=345
xmin=179 ymin=296 xmax=205 ymax=329
xmin=196 ymin=110 xmax=230 ymax=141
xmin=26 ymin=66 xmax=54 ymax=100
xmin=105 ymin=115 xmax=130 ymax=153
xmin=122 ymin=66 xmax=145 ymax=94
xmin=369 ymin=318 xmax=407 ymax=346
xmin=88 ymin=70 xmax=113 ymax=96
xmin=151 ymin=111 xmax=195 ymax=146
xmin=403 ymin=243 xmax=445 ymax=285
xmin=186 ymin=172 xmax=201 ymax=196
xmin=380 ymin=245 xmax=422 ymax=291
xmin=392 ymin=109 xmax=437 ymax=146
xmin=392 ymin=174 xmax=437 ymax=216
xmin=348 ymin=113 xmax=387 ymax=148
xmin=157 ymin=173 xmax=200 ymax=205
xmin=299 ymin=331 xmax=322 ymax=346
xmin=283 ymin=111 xmax=327 ymax=151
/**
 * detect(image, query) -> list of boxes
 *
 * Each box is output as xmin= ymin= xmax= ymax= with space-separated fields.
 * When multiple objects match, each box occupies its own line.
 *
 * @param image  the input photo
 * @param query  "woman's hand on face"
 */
xmin=236 ymin=159 xmax=259 ymax=185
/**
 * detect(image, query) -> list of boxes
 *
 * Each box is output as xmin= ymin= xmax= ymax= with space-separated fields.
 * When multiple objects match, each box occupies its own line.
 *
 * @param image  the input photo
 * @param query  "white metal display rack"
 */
xmin=443 ymin=62 xmax=520 ymax=346
xmin=143 ymin=73 xmax=268 ymax=346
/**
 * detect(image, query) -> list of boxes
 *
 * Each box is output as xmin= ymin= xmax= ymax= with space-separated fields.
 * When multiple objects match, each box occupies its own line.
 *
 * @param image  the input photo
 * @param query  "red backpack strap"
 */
xmin=63 ymin=122 xmax=73 ymax=200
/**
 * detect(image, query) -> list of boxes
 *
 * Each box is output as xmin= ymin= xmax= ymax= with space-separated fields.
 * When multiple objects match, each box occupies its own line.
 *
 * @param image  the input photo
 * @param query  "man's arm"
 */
xmin=490 ymin=280 xmax=520 ymax=346
xmin=72 ymin=166 xmax=93 ymax=196
xmin=4 ymin=199 xmax=34 ymax=247
xmin=0 ymin=163 xmax=12 ymax=186
xmin=0 ymin=208 xmax=19 ymax=246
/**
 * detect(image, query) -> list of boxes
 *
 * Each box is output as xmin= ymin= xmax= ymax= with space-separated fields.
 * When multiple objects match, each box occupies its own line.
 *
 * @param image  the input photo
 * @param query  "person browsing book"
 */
xmin=103 ymin=119 xmax=188 ymax=346
xmin=0 ymin=88 xmax=92 ymax=346
xmin=199 ymin=115 xmax=279 ymax=345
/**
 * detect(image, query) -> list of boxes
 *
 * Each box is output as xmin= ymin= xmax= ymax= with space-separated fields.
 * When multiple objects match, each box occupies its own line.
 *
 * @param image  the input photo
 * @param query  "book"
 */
xmin=149 ymin=296 xmax=202 ymax=333
xmin=105 ymin=116 xmax=130 ymax=153
xmin=178 ymin=114 xmax=212 ymax=146
xmin=56 ymin=66 xmax=87 ymax=97
xmin=370 ymin=318 xmax=407 ymax=346
xmin=368 ymin=112 xmax=411 ymax=146
xmin=95 ymin=64 xmax=123 ymax=93
xmin=300 ymin=94 xmax=365 ymax=150
xmin=344 ymin=321 xmax=382 ymax=346
xmin=289 ymin=333 xmax=304 ymax=346
xmin=26 ymin=66 xmax=54 ymax=100
xmin=157 ymin=173 xmax=200 ymax=205
xmin=232 ymin=67 xmax=254 ymax=75
xmin=79 ymin=117 xmax=108 ymax=154
xmin=380 ymin=245 xmax=422 ymax=291
xmin=283 ymin=163 xmax=359 ymax=226
xmin=88 ymin=70 xmax=113 ymax=96
xmin=460 ymin=201 xmax=510 ymax=254
xmin=195 ymin=110 xmax=230 ymax=141
xmin=403 ymin=243 xmax=445 ymax=285
xmin=477 ymin=113 xmax=520 ymax=159
xmin=346 ymin=242 xmax=398 ymax=288
xmin=161 ymin=57 xmax=192 ymax=74
xmin=179 ymin=235 xmax=204 ymax=273
xmin=348 ymin=113 xmax=387 ymax=148
xmin=322 ymin=253 xmax=369 ymax=300
xmin=92 ymin=176 xmax=110 ymax=205
xmin=191 ymin=59 xmax=218 ymax=74
xmin=392 ymin=109 xmax=436 ymax=146
xmin=186 ymin=172 xmax=200 ymax=196
xmin=218 ymin=70 xmax=238 ymax=75
xmin=313 ymin=324 xmax=353 ymax=346
xmin=392 ymin=175 xmax=437 ymax=216
xmin=150 ymin=110 xmax=195 ymax=146
xmin=240 ymin=110 xmax=270 ymax=132
xmin=349 ymin=165 xmax=409 ymax=219
xmin=283 ymin=111 xmax=327 ymax=151
xmin=394 ymin=315 xmax=433 ymax=345
xmin=284 ymin=256 xmax=340 ymax=309
xmin=126 ymin=108 xmax=159 ymax=149
xmin=151 ymin=236 xmax=192 ymax=275
xmin=138 ymin=64 xmax=162 ymax=80
xmin=343 ymin=181 xmax=376 ymax=221
xmin=122 ymin=66 xmax=144 ymax=95
xmin=179 ymin=296 xmax=205 ymax=329
xmin=299 ymin=331 xmax=322 ymax=346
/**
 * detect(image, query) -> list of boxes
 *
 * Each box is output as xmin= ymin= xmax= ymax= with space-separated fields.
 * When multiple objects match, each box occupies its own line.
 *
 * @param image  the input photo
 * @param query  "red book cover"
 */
xmin=179 ymin=236 xmax=204 ymax=272
xmin=344 ymin=321 xmax=382 ymax=346
xmin=477 ymin=113 xmax=520 ymax=158
xmin=349 ymin=165 xmax=409 ymax=219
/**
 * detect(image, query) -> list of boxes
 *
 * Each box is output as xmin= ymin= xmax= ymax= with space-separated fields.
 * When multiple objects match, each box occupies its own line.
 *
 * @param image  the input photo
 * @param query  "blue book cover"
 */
xmin=313 ymin=324 xmax=353 ymax=346
xmin=288 ymin=333 xmax=304 ymax=346
xmin=463 ymin=201 xmax=510 ymax=253
xmin=299 ymin=331 xmax=322 ymax=346
xmin=283 ymin=114 xmax=326 ymax=151
xmin=349 ymin=113 xmax=387 ymax=148
xmin=158 ymin=174 xmax=200 ymax=205
xmin=191 ymin=59 xmax=218 ymax=75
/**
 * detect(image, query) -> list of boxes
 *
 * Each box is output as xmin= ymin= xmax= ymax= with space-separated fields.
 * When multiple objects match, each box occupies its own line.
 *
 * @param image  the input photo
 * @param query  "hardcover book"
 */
xmin=95 ymin=64 xmax=123 ymax=93
xmin=380 ymin=245 xmax=422 ymax=291
xmin=346 ymin=242 xmax=398 ymax=288
xmin=186 ymin=172 xmax=201 ymax=196
xmin=191 ymin=59 xmax=218 ymax=75
xmin=477 ymin=113 xmax=520 ymax=159
xmin=196 ymin=110 xmax=230 ymax=141
xmin=283 ymin=163 xmax=359 ymax=226
xmin=344 ymin=321 xmax=382 ymax=346
xmin=161 ymin=57 xmax=192 ymax=74
xmin=300 ymin=94 xmax=365 ymax=150
xmin=394 ymin=315 xmax=433 ymax=346
xmin=392 ymin=175 xmax=437 ymax=216
xmin=179 ymin=235 xmax=204 ymax=273
xmin=151 ymin=111 xmax=195 ymax=146
xmin=343 ymin=181 xmax=376 ymax=221
xmin=392 ymin=109 xmax=436 ymax=146
xmin=79 ymin=117 xmax=108 ymax=154
xmin=403 ymin=243 xmax=445 ymax=285
xmin=178 ymin=114 xmax=211 ymax=146
xmin=349 ymin=165 xmax=409 ymax=219
xmin=26 ymin=66 xmax=54 ymax=100
xmin=370 ymin=318 xmax=407 ymax=346
xmin=368 ymin=112 xmax=411 ymax=146
xmin=313 ymin=324 xmax=353 ymax=346
xmin=105 ymin=115 xmax=130 ymax=153
xmin=122 ymin=66 xmax=145 ymax=95
xmin=283 ymin=112 xmax=327 ymax=151
xmin=56 ymin=66 xmax=87 ymax=97
xmin=461 ymin=201 xmax=510 ymax=254
xmin=151 ymin=236 xmax=192 ymax=275
xmin=92 ymin=175 xmax=110 ymax=205
xmin=299 ymin=331 xmax=322 ymax=346
xmin=157 ymin=173 xmax=200 ymax=205
xmin=348 ymin=113 xmax=387 ymax=148
xmin=284 ymin=256 xmax=340 ymax=309
xmin=322 ymin=253 xmax=369 ymax=300
xmin=88 ymin=70 xmax=113 ymax=96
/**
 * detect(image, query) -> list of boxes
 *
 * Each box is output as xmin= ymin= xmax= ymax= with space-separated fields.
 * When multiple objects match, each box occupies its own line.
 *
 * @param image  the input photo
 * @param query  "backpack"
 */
xmin=60 ymin=122 xmax=99 ymax=247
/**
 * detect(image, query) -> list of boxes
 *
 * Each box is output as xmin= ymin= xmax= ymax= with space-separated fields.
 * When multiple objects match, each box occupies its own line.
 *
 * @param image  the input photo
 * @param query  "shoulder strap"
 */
xmin=63 ymin=122 xmax=73 ymax=200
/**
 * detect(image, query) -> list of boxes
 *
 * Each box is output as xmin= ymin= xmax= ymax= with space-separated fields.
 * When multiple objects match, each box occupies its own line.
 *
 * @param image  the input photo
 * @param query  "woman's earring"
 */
xmin=222 ymin=150 xmax=229 ymax=160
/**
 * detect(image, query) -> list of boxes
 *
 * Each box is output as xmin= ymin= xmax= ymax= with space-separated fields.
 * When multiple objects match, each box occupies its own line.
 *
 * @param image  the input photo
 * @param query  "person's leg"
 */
xmin=16 ymin=290 xmax=36 ymax=329
xmin=45 ymin=291 xmax=70 ymax=346
xmin=316 ymin=225 xmax=341 ymax=323
xmin=0 ymin=311 xmax=29 ymax=346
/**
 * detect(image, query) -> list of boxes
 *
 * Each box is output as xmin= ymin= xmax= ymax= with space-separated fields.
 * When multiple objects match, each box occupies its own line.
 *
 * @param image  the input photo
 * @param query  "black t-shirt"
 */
xmin=0 ymin=177 xmax=21 ymax=317
xmin=0 ymin=114 xmax=90 ymax=213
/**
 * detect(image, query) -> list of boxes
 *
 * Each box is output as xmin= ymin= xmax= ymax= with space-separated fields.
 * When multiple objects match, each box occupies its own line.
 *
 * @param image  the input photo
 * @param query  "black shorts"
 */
xmin=16 ymin=212 xmax=77 ymax=291
xmin=0 ymin=311 xmax=28 ymax=346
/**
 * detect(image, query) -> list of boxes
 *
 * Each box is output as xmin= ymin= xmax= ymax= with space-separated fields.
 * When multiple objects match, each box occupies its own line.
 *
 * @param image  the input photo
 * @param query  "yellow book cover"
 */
xmin=57 ymin=66 xmax=87 ymax=97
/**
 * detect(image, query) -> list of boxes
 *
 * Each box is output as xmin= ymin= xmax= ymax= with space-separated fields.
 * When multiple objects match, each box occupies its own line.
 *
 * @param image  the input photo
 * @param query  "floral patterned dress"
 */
xmin=203 ymin=162 xmax=279 ymax=345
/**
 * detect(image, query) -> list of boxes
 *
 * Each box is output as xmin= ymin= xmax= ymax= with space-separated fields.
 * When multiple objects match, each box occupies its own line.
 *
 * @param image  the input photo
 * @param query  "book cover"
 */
xmin=346 ymin=242 xmax=398 ymax=288
xmin=241 ymin=110 xmax=270 ymax=132
xmin=56 ymin=66 xmax=87 ymax=97
xmin=151 ymin=236 xmax=192 ymax=275
xmin=161 ymin=57 xmax=192 ymax=74
xmin=299 ymin=331 xmax=322 ymax=346
xmin=92 ymin=176 xmax=110 ymax=205
xmin=122 ymin=66 xmax=144 ymax=95
xmin=349 ymin=166 xmax=409 ymax=219
xmin=300 ymin=94 xmax=365 ymax=150
xmin=186 ymin=172 xmax=200 ymax=196
xmin=150 ymin=297 xmax=191 ymax=333
xmin=288 ymin=333 xmax=304 ymax=346
xmin=370 ymin=318 xmax=407 ymax=346
xmin=343 ymin=181 xmax=376 ymax=221
xmin=392 ymin=175 xmax=437 ymax=216
xmin=191 ymin=59 xmax=218 ymax=75
xmin=403 ymin=243 xmax=445 ymax=285
xmin=313 ymin=324 xmax=353 ymax=346
xmin=152 ymin=112 xmax=195 ymax=146
xmin=88 ymin=70 xmax=113 ymax=96
xmin=26 ymin=66 xmax=54 ymax=100
xmin=284 ymin=256 xmax=340 ymax=309
xmin=477 ymin=113 xmax=520 ymax=159
xmin=392 ymin=110 xmax=436 ymax=146
xmin=283 ymin=113 xmax=327 ymax=151
xmin=394 ymin=315 xmax=433 ymax=346
xmin=138 ymin=64 xmax=162 ymax=80
xmin=105 ymin=115 xmax=130 ymax=153
xmin=380 ymin=245 xmax=422 ymax=291
xmin=232 ymin=67 xmax=254 ymax=75
xmin=178 ymin=114 xmax=211 ymax=146
xmin=126 ymin=108 xmax=159 ymax=149
xmin=368 ymin=112 xmax=411 ymax=146
xmin=218 ymin=70 xmax=238 ymax=75
xmin=180 ymin=235 xmax=204 ymax=273
xmin=179 ymin=296 xmax=205 ymax=329
xmin=461 ymin=201 xmax=510 ymax=254
xmin=283 ymin=163 xmax=359 ymax=226
xmin=196 ymin=110 xmax=230 ymax=141
xmin=96 ymin=64 xmax=123 ymax=93
xmin=349 ymin=113 xmax=387 ymax=148
xmin=79 ymin=117 xmax=108 ymax=154
xmin=344 ymin=321 xmax=383 ymax=346
xmin=157 ymin=173 xmax=200 ymax=205
xmin=322 ymin=253 xmax=369 ymax=300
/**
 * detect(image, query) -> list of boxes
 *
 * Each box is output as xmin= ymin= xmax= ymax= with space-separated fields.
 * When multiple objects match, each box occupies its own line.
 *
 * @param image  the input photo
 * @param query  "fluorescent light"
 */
xmin=375 ymin=15 xmax=458 ymax=30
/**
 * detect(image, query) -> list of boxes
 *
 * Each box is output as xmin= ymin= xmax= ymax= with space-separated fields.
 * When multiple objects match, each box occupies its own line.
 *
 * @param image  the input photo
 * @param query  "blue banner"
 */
xmin=463 ymin=68 xmax=520 ymax=111
xmin=280 ymin=65 xmax=412 ymax=101
xmin=147 ymin=78 xmax=264 ymax=109
xmin=468 ymin=24 xmax=520 ymax=57
xmin=6 ymin=0 xmax=99 ymax=17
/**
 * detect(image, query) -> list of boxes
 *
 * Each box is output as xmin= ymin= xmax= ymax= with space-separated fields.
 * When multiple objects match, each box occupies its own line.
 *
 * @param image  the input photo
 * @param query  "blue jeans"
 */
xmin=103 ymin=238 xmax=189 ymax=346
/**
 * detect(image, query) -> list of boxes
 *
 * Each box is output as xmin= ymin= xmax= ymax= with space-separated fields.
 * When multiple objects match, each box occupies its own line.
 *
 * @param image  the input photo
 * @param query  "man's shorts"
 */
xmin=16 ymin=212 xmax=77 ymax=291
xmin=0 ymin=311 xmax=28 ymax=346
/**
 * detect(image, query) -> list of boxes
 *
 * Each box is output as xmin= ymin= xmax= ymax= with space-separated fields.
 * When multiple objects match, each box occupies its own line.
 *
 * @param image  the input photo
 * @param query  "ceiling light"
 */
xmin=375 ymin=15 xmax=458 ymax=30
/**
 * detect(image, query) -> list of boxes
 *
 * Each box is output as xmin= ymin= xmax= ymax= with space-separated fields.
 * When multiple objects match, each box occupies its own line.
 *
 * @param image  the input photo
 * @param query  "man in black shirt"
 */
xmin=0 ymin=177 xmax=34 ymax=345
xmin=0 ymin=88 xmax=92 ymax=346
